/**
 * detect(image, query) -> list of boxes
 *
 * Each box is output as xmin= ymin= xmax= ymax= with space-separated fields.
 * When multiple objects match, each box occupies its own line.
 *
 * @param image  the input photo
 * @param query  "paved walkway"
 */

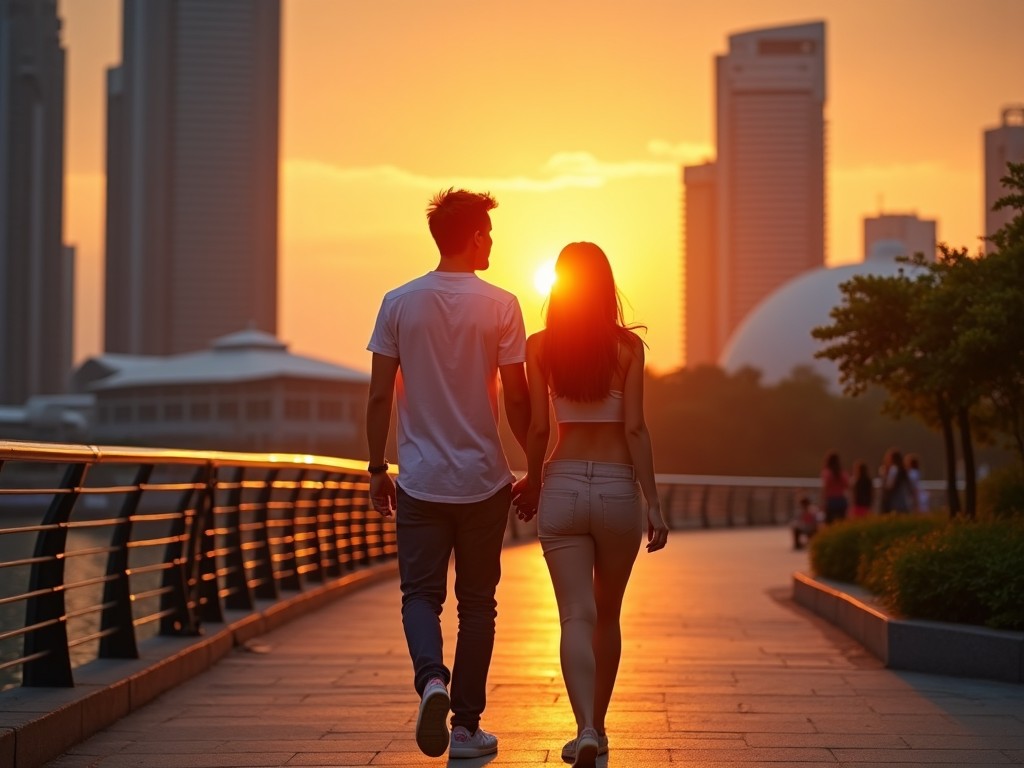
xmin=48 ymin=528 xmax=1024 ymax=767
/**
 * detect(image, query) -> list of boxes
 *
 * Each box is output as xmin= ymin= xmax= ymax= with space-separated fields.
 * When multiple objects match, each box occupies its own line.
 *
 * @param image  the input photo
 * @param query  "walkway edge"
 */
xmin=792 ymin=570 xmax=1024 ymax=684
xmin=0 ymin=561 xmax=399 ymax=768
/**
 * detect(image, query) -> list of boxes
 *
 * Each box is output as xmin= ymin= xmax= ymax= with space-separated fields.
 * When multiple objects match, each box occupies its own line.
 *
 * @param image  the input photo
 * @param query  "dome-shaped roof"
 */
xmin=718 ymin=258 xmax=915 ymax=389
xmin=88 ymin=328 xmax=368 ymax=390
xmin=211 ymin=328 xmax=288 ymax=352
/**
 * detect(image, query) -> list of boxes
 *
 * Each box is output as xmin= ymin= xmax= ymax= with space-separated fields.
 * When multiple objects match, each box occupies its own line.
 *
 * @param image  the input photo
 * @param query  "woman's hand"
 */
xmin=646 ymin=504 xmax=668 ymax=552
xmin=512 ymin=475 xmax=540 ymax=521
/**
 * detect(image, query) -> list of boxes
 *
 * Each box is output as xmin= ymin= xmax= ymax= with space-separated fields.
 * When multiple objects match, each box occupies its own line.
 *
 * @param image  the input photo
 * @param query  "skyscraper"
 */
xmin=0 ymin=0 xmax=72 ymax=404
xmin=681 ymin=163 xmax=718 ymax=366
xmin=105 ymin=0 xmax=280 ymax=356
xmin=984 ymin=105 xmax=1024 ymax=251
xmin=683 ymin=21 xmax=826 ymax=368
xmin=863 ymin=213 xmax=937 ymax=263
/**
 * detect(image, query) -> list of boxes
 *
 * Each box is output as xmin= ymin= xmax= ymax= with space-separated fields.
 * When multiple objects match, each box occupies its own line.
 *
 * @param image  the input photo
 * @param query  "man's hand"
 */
xmin=369 ymin=472 xmax=397 ymax=518
xmin=512 ymin=475 xmax=539 ymax=522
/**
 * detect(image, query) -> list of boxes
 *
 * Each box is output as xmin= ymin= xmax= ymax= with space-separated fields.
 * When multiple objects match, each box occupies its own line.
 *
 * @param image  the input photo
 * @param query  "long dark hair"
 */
xmin=886 ymin=449 xmax=909 ymax=487
xmin=543 ymin=242 xmax=644 ymax=401
xmin=825 ymin=451 xmax=842 ymax=479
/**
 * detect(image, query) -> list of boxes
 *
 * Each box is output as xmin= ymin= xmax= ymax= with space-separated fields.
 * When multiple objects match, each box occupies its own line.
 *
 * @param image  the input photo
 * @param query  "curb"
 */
xmin=793 ymin=571 xmax=1024 ymax=684
xmin=0 ymin=561 xmax=399 ymax=768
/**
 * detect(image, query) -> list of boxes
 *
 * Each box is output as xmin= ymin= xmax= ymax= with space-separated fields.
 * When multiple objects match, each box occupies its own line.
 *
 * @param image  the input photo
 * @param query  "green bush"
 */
xmin=867 ymin=520 xmax=1024 ymax=630
xmin=809 ymin=515 xmax=940 ymax=584
xmin=977 ymin=463 xmax=1024 ymax=520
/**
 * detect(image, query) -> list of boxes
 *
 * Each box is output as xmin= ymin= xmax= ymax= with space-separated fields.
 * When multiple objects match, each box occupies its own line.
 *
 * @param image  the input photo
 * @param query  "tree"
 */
xmin=811 ymin=267 xmax=967 ymax=514
xmin=814 ymin=163 xmax=1024 ymax=518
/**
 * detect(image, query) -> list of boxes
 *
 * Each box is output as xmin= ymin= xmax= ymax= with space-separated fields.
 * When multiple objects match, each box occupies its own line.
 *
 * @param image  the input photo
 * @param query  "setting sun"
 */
xmin=533 ymin=260 xmax=557 ymax=296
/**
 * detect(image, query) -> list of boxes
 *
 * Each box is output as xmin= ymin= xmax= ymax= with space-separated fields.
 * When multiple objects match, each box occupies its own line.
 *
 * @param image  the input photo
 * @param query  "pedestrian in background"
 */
xmin=851 ymin=460 xmax=874 ymax=518
xmin=820 ymin=451 xmax=850 ymax=524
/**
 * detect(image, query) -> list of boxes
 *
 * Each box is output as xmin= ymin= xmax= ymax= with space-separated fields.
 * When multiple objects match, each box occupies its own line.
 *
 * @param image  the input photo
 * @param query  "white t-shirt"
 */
xmin=367 ymin=271 xmax=526 ymax=503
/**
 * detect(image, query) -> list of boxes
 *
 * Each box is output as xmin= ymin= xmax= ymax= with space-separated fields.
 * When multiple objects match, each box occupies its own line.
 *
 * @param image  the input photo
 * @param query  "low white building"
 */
xmin=0 ymin=394 xmax=93 ymax=444
xmin=83 ymin=329 xmax=370 ymax=458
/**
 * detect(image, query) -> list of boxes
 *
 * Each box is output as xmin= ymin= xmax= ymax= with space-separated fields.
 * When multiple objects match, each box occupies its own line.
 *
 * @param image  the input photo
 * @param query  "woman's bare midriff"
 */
xmin=549 ymin=422 xmax=632 ymax=465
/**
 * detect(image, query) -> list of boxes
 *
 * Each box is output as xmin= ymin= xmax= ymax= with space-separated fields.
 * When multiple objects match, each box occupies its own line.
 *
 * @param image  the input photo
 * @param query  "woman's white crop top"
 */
xmin=551 ymin=390 xmax=625 ymax=423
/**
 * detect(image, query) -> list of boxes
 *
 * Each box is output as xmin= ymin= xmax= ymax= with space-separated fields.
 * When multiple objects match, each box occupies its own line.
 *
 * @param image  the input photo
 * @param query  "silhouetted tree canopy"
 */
xmin=811 ymin=162 xmax=1024 ymax=517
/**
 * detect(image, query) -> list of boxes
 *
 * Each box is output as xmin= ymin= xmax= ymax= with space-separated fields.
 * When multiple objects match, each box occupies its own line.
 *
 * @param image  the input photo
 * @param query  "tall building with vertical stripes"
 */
xmin=105 ymin=0 xmax=280 ymax=356
xmin=0 ymin=0 xmax=71 ymax=404
xmin=683 ymin=21 xmax=826 ymax=368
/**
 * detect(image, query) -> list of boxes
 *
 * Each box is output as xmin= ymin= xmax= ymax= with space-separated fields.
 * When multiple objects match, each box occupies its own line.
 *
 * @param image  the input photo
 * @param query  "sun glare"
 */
xmin=533 ymin=260 xmax=557 ymax=296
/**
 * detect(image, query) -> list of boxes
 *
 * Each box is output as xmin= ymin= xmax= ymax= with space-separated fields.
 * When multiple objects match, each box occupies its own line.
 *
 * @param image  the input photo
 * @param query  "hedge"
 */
xmin=809 ymin=515 xmax=1024 ymax=631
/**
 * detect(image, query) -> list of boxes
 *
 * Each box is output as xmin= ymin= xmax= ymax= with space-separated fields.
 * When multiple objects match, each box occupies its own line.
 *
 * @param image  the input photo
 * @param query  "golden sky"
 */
xmin=60 ymin=0 xmax=1024 ymax=374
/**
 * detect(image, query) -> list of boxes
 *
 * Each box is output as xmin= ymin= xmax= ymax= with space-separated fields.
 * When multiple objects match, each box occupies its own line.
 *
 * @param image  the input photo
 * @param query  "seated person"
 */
xmin=791 ymin=495 xmax=821 ymax=550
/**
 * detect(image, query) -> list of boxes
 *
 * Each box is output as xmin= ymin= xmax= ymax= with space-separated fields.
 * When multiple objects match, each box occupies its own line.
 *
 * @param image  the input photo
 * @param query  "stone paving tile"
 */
xmin=743 ymin=732 xmax=908 ymax=749
xmin=900 ymin=734 xmax=1024 ymax=750
xmin=92 ymin=755 xmax=295 ymax=767
xmin=832 ymin=748 xmax=1015 ymax=763
xmin=50 ymin=528 xmax=1024 ymax=767
xmin=669 ymin=746 xmax=838 ymax=761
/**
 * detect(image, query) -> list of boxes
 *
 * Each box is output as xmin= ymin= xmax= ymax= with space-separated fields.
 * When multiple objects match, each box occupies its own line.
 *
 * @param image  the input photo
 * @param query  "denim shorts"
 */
xmin=538 ymin=460 xmax=641 ymax=540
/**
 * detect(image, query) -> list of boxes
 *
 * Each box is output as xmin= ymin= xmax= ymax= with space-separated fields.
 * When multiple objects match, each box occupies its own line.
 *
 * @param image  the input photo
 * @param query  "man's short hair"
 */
xmin=426 ymin=188 xmax=497 ymax=255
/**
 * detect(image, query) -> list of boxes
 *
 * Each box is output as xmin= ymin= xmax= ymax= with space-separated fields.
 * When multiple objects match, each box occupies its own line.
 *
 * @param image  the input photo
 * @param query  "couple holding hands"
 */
xmin=366 ymin=188 xmax=668 ymax=766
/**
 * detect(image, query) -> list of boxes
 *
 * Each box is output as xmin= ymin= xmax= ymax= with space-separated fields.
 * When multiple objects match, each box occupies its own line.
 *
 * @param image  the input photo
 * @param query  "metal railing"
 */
xmin=655 ymin=472 xmax=951 ymax=528
xmin=0 ymin=440 xmax=401 ymax=690
xmin=1 ymin=439 xmax=867 ymax=691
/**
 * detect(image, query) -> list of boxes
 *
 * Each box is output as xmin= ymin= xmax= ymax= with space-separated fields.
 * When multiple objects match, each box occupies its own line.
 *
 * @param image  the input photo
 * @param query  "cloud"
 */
xmin=646 ymin=139 xmax=715 ymax=164
xmin=285 ymin=158 xmax=606 ymax=191
xmin=284 ymin=141 xmax=710 ymax=192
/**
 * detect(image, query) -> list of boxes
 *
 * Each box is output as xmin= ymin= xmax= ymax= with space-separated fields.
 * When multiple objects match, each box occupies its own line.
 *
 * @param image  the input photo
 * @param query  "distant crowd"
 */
xmin=791 ymin=448 xmax=928 ymax=549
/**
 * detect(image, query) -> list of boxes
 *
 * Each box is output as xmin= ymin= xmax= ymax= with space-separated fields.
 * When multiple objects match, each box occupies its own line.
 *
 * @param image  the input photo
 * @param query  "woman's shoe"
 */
xmin=561 ymin=732 xmax=608 ymax=762
xmin=571 ymin=728 xmax=600 ymax=768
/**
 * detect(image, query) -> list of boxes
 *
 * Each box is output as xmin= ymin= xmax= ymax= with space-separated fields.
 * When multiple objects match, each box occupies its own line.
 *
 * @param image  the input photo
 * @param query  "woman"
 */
xmin=513 ymin=242 xmax=668 ymax=768
xmin=851 ymin=460 xmax=874 ymax=518
xmin=905 ymin=454 xmax=927 ymax=513
xmin=820 ymin=451 xmax=850 ymax=524
xmin=880 ymin=448 xmax=914 ymax=514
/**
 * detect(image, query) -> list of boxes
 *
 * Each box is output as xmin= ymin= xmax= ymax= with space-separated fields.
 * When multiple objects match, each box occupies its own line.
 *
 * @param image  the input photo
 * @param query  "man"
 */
xmin=365 ymin=189 xmax=531 ymax=759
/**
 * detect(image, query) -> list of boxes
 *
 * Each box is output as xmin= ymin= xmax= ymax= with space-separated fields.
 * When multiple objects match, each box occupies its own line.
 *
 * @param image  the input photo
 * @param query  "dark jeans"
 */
xmin=396 ymin=483 xmax=511 ymax=732
xmin=824 ymin=496 xmax=848 ymax=524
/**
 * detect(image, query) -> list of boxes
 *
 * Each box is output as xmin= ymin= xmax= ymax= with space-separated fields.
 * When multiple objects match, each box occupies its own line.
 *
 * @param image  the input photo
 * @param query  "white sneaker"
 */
xmin=572 ymin=728 xmax=600 ymax=768
xmin=414 ymin=677 xmax=450 ymax=757
xmin=449 ymin=725 xmax=498 ymax=758
xmin=561 ymin=732 xmax=609 ymax=762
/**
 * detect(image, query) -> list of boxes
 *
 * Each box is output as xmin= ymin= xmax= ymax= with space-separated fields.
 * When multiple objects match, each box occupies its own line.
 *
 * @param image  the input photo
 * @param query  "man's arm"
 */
xmin=366 ymin=352 xmax=400 ymax=516
xmin=498 ymin=361 xmax=530 ymax=456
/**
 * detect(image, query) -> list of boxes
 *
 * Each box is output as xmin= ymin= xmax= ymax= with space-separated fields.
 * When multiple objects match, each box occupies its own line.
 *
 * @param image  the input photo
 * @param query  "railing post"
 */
xmin=660 ymin=485 xmax=675 ymax=529
xmin=332 ymin=482 xmax=354 ymax=573
xmin=301 ymin=471 xmax=325 ymax=583
xmin=277 ymin=469 xmax=304 ymax=591
xmin=197 ymin=465 xmax=223 ymax=624
xmin=699 ymin=485 xmax=710 ymax=528
xmin=312 ymin=471 xmax=338 ymax=580
xmin=99 ymin=464 xmax=151 ymax=659
xmin=222 ymin=465 xmax=254 ymax=611
xmin=159 ymin=465 xmax=207 ymax=635
xmin=250 ymin=467 xmax=279 ymax=600
xmin=23 ymin=461 xmax=87 ymax=686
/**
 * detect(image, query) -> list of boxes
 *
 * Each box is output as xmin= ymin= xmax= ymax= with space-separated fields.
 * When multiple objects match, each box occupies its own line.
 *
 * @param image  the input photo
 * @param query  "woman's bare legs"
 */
xmin=542 ymin=528 xmax=640 ymax=738
xmin=542 ymin=536 xmax=598 ymax=734
xmin=591 ymin=527 xmax=640 ymax=736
